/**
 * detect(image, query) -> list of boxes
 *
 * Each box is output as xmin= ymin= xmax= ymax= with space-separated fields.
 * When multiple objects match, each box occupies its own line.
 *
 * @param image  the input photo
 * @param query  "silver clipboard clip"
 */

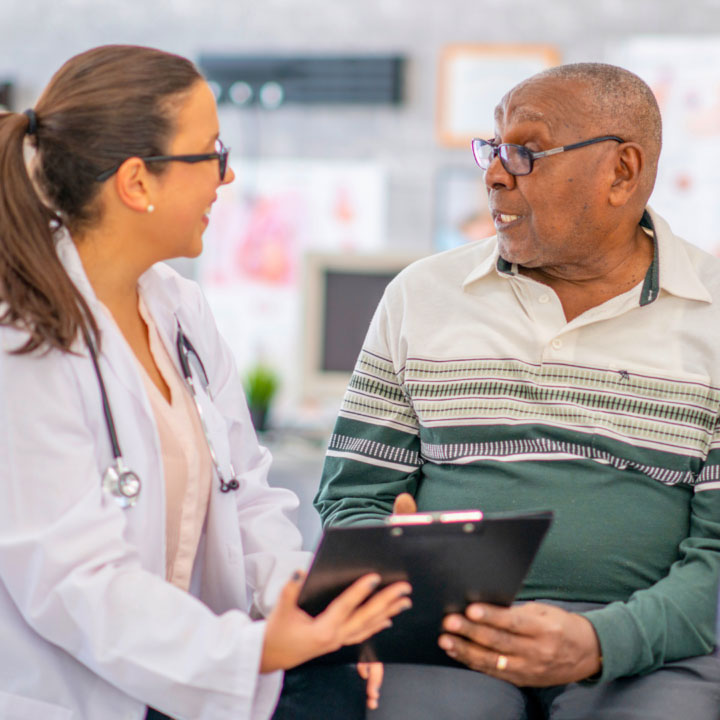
xmin=385 ymin=510 xmax=484 ymax=525
xmin=385 ymin=510 xmax=484 ymax=535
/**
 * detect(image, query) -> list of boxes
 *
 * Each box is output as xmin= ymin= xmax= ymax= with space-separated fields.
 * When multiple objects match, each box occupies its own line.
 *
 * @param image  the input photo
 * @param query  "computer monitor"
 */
xmin=301 ymin=251 xmax=424 ymax=401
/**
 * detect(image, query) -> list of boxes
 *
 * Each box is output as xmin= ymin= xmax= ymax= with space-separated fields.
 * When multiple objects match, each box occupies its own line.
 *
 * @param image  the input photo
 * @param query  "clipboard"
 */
xmin=297 ymin=509 xmax=553 ymax=666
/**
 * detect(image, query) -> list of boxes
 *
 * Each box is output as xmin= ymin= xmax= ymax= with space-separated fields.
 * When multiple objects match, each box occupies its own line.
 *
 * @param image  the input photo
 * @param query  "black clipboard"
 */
xmin=297 ymin=509 xmax=553 ymax=666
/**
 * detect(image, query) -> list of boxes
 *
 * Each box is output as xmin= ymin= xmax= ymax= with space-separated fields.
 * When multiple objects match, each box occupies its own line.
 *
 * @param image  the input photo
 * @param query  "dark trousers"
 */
xmin=145 ymin=709 xmax=175 ymax=720
xmin=273 ymin=600 xmax=720 ymax=720
xmin=272 ymin=663 xmax=366 ymax=720
xmin=272 ymin=654 xmax=720 ymax=720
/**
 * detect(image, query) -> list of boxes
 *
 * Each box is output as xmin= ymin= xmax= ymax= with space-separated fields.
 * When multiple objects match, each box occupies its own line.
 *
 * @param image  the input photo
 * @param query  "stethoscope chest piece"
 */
xmin=88 ymin=319 xmax=240 ymax=510
xmin=102 ymin=458 xmax=141 ymax=509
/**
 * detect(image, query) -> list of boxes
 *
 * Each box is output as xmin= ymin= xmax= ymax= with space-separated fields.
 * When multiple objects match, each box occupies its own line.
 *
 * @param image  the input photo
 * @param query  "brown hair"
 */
xmin=0 ymin=45 xmax=202 ymax=354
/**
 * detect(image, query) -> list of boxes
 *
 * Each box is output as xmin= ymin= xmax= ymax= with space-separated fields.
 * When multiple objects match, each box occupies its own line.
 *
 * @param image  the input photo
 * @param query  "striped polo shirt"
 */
xmin=315 ymin=207 xmax=720 ymax=682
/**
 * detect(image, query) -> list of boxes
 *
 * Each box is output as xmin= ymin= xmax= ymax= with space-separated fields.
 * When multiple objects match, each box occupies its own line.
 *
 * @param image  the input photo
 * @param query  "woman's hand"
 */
xmin=260 ymin=571 xmax=412 ymax=673
xmin=357 ymin=662 xmax=384 ymax=710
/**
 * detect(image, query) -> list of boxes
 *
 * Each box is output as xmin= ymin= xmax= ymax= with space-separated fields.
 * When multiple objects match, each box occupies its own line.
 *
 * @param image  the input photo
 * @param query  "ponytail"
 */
xmin=0 ymin=110 xmax=98 ymax=354
xmin=0 ymin=45 xmax=201 ymax=354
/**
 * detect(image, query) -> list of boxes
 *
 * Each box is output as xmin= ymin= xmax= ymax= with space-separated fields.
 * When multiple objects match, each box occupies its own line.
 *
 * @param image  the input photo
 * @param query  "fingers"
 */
xmin=365 ymin=662 xmax=384 ymax=710
xmin=464 ymin=602 xmax=541 ymax=636
xmin=275 ymin=569 xmax=307 ymax=615
xmin=442 ymin=613 xmax=528 ymax=656
xmin=340 ymin=583 xmax=412 ymax=645
xmin=341 ymin=614 xmax=393 ymax=647
xmin=438 ymin=604 xmax=600 ymax=687
xmin=316 ymin=577 xmax=411 ymax=652
xmin=322 ymin=573 xmax=383 ymax=622
xmin=392 ymin=493 xmax=418 ymax=515
xmin=438 ymin=632 xmax=519 ymax=679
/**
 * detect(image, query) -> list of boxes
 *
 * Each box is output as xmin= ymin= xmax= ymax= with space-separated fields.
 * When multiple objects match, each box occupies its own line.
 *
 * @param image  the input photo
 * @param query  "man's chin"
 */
xmin=497 ymin=238 xmax=537 ymax=268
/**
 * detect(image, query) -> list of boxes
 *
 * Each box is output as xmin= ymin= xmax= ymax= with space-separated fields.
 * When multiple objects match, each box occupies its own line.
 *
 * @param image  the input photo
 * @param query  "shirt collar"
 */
xmin=643 ymin=206 xmax=711 ymax=305
xmin=461 ymin=240 xmax=504 ymax=287
xmin=461 ymin=207 xmax=712 ymax=306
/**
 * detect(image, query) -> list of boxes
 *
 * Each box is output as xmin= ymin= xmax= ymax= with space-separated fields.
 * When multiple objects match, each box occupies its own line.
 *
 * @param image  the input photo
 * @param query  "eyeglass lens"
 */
xmin=216 ymin=139 xmax=228 ymax=181
xmin=472 ymin=140 xmax=532 ymax=175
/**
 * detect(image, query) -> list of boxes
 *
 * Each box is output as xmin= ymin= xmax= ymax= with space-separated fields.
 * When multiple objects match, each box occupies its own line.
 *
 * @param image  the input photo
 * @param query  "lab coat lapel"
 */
xmin=137 ymin=268 xmax=185 ymax=379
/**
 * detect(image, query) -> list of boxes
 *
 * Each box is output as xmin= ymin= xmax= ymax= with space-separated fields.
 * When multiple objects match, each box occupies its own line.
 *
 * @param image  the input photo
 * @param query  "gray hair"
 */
xmin=516 ymin=62 xmax=662 ymax=179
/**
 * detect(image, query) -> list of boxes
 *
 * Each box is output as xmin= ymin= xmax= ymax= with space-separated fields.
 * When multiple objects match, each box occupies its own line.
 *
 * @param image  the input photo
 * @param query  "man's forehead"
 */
xmin=493 ymin=104 xmax=548 ymax=126
xmin=493 ymin=79 xmax=590 ymax=133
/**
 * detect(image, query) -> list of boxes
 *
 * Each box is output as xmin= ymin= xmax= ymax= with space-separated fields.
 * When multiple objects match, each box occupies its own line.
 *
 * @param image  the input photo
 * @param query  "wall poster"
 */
xmin=437 ymin=44 xmax=561 ymax=147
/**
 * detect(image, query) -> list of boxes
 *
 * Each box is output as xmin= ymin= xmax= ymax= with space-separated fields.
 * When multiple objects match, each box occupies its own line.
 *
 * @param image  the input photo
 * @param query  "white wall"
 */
xmin=3 ymin=0 xmax=720 ymax=250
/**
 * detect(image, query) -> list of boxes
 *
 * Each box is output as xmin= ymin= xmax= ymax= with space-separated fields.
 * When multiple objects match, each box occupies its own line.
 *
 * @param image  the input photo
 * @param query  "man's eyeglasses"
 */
xmin=96 ymin=138 xmax=230 ymax=183
xmin=471 ymin=135 xmax=624 ymax=177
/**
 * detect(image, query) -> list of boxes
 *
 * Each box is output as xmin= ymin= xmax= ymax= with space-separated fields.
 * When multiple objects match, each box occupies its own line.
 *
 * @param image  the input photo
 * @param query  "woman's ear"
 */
xmin=113 ymin=157 xmax=155 ymax=213
xmin=608 ymin=142 xmax=644 ymax=208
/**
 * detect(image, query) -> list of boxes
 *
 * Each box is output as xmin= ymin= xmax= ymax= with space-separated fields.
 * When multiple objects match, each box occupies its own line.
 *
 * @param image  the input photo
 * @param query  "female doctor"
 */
xmin=0 ymin=45 xmax=411 ymax=720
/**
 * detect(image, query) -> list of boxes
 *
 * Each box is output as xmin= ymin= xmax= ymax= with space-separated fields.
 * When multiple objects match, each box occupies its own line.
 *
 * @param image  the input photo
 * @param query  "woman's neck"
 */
xmin=73 ymin=228 xmax=149 ymax=317
xmin=73 ymin=227 xmax=172 ymax=402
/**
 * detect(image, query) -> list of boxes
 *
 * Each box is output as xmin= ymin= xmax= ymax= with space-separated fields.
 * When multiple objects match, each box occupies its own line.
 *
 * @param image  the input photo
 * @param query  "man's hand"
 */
xmin=438 ymin=601 xmax=602 ymax=686
xmin=392 ymin=492 xmax=417 ymax=515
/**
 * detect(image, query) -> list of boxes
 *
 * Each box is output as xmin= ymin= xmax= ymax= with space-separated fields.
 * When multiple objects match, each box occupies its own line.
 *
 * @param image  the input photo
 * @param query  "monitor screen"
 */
xmin=301 ymin=251 xmax=424 ymax=401
xmin=321 ymin=270 xmax=399 ymax=372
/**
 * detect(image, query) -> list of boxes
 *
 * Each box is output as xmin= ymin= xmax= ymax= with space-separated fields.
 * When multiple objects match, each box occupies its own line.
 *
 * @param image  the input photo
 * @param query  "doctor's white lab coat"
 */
xmin=0 ymin=236 xmax=309 ymax=720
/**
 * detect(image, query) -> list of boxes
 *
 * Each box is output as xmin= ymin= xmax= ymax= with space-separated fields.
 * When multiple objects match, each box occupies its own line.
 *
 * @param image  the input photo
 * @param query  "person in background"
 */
xmin=0 ymin=45 xmax=411 ymax=720
xmin=311 ymin=63 xmax=720 ymax=719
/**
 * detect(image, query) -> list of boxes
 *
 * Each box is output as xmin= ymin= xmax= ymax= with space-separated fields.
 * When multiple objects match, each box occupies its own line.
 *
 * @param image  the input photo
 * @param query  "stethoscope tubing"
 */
xmin=88 ymin=319 xmax=240 ymax=506
xmin=84 ymin=330 xmax=123 ymax=460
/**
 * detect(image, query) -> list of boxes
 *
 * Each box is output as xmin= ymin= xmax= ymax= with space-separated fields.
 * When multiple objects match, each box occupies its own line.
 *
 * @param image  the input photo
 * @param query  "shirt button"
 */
xmin=538 ymin=294 xmax=550 ymax=304
xmin=551 ymin=338 xmax=563 ymax=350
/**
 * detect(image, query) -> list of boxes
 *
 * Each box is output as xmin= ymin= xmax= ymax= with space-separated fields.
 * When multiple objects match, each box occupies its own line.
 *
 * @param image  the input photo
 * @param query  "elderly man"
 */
xmin=311 ymin=63 xmax=720 ymax=719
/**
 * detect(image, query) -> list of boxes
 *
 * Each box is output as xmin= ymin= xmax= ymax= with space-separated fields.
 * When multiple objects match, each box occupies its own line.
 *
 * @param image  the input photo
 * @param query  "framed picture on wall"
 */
xmin=437 ymin=44 xmax=561 ymax=148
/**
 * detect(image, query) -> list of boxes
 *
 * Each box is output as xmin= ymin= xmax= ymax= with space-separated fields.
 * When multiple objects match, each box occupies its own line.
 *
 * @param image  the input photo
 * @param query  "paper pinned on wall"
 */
xmin=437 ymin=44 xmax=561 ymax=147
xmin=610 ymin=36 xmax=720 ymax=255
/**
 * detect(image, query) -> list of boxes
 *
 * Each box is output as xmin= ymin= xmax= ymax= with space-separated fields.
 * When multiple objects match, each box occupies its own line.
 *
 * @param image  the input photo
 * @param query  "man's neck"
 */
xmin=519 ymin=224 xmax=654 ymax=322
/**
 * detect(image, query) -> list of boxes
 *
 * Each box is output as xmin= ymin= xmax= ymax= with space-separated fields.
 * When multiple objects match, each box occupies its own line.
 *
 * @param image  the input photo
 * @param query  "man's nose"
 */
xmin=484 ymin=152 xmax=516 ymax=191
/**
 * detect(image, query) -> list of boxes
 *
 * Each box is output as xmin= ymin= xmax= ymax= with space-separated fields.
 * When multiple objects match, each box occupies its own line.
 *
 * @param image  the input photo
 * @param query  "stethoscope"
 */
xmin=85 ymin=319 xmax=240 ymax=509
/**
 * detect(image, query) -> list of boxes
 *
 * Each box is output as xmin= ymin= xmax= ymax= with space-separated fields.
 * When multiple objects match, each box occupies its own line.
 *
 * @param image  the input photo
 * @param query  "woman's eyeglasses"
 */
xmin=471 ymin=135 xmax=624 ymax=176
xmin=96 ymin=138 xmax=230 ymax=183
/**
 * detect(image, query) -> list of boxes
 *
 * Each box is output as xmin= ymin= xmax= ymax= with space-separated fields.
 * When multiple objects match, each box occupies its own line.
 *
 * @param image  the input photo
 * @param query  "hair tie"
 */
xmin=22 ymin=109 xmax=38 ymax=136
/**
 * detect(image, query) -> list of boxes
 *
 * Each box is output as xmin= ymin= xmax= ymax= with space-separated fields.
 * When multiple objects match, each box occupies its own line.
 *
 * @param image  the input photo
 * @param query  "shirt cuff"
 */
xmin=580 ymin=602 xmax=647 ymax=683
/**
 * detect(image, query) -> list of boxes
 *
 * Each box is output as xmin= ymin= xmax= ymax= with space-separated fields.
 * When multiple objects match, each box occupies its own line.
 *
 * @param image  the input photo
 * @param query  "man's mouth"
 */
xmin=493 ymin=212 xmax=521 ymax=227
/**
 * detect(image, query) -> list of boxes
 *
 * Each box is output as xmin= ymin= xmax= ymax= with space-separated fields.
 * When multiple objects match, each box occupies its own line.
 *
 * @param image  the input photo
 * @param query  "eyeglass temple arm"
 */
xmin=531 ymin=135 xmax=625 ymax=160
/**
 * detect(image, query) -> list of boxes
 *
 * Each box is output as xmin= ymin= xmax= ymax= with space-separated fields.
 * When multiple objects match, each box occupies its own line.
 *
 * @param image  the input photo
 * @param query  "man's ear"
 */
xmin=608 ymin=143 xmax=644 ymax=208
xmin=113 ymin=157 xmax=155 ymax=213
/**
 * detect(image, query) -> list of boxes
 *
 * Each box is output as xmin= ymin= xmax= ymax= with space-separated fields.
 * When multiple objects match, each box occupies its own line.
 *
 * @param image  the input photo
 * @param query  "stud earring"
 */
xmin=147 ymin=204 xmax=155 ymax=214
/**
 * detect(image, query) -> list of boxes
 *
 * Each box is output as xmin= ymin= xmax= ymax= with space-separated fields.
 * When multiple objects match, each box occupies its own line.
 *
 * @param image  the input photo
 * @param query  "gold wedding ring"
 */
xmin=495 ymin=654 xmax=509 ymax=671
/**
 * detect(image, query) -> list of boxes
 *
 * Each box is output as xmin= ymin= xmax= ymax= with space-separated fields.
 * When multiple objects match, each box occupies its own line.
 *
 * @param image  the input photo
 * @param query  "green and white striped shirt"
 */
xmin=315 ymin=207 xmax=720 ymax=682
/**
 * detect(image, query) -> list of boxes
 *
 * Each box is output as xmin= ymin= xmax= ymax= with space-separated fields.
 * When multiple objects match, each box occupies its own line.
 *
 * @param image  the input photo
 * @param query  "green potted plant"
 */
xmin=243 ymin=364 xmax=280 ymax=432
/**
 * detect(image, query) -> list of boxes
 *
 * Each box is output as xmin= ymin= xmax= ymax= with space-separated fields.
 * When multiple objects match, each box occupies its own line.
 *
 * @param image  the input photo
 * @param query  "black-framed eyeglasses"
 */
xmin=96 ymin=138 xmax=230 ymax=183
xmin=471 ymin=135 xmax=624 ymax=176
